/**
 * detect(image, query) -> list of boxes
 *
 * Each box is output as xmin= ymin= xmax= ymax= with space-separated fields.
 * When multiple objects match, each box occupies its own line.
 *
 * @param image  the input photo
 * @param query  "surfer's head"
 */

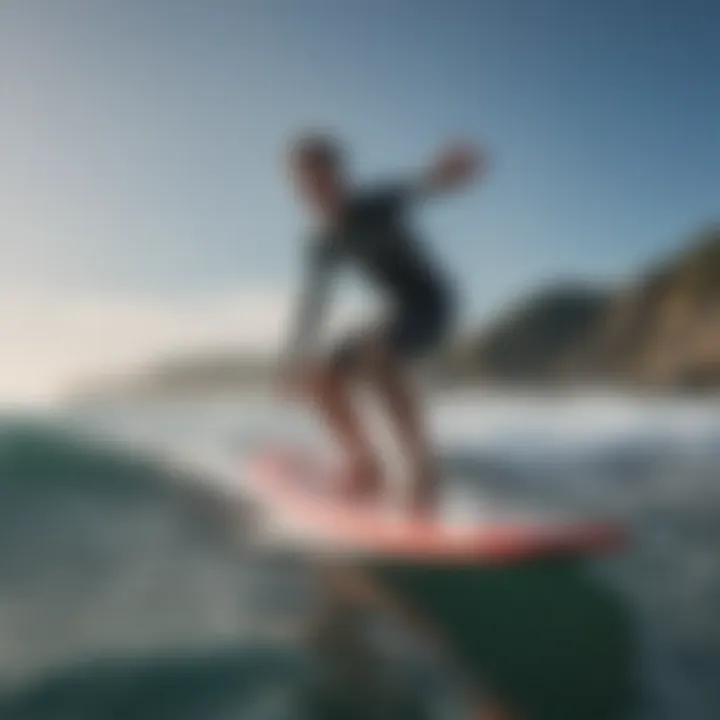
xmin=288 ymin=131 xmax=348 ymax=218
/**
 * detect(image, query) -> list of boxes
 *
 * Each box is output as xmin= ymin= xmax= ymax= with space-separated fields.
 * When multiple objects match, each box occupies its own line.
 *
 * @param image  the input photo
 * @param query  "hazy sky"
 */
xmin=1 ymin=0 xmax=718 ymax=400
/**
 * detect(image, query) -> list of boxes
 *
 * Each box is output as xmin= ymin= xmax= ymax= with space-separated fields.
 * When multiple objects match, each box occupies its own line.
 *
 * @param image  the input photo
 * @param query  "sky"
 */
xmin=1 ymin=0 xmax=719 ymax=402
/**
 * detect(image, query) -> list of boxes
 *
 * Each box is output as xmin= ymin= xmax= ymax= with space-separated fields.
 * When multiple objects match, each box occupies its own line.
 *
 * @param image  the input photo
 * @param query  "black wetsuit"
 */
xmin=285 ymin=182 xmax=454 ymax=371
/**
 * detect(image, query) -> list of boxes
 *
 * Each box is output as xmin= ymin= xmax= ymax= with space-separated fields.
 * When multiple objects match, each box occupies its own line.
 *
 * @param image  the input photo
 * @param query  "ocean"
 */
xmin=0 ymin=390 xmax=718 ymax=719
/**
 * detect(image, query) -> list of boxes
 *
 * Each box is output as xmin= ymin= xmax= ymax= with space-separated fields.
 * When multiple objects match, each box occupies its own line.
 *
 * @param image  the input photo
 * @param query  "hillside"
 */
xmin=572 ymin=225 xmax=720 ymax=388
xmin=446 ymin=225 xmax=720 ymax=389
xmin=440 ymin=285 xmax=610 ymax=383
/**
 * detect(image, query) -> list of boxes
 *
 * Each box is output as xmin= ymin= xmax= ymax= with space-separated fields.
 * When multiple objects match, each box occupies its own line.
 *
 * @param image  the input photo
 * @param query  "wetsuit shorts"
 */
xmin=330 ymin=286 xmax=454 ymax=372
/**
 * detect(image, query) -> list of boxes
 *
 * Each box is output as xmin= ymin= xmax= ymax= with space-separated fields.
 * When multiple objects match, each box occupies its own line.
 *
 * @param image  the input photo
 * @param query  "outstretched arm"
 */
xmin=417 ymin=142 xmax=486 ymax=197
xmin=369 ymin=142 xmax=486 ymax=214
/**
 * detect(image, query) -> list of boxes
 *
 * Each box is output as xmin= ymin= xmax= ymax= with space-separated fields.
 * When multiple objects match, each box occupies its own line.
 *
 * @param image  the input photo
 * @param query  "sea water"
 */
xmin=0 ymin=389 xmax=717 ymax=719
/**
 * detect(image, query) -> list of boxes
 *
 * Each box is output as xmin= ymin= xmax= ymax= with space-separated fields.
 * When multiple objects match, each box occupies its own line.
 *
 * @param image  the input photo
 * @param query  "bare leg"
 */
xmin=366 ymin=345 xmax=439 ymax=515
xmin=304 ymin=363 xmax=382 ymax=501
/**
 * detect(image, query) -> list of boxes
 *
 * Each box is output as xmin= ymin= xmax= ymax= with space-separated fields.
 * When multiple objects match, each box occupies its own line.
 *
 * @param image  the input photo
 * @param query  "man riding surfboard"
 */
xmin=278 ymin=132 xmax=484 ymax=514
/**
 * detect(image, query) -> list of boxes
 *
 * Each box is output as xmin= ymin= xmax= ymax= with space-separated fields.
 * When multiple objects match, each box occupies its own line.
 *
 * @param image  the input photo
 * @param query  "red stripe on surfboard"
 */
xmin=245 ymin=448 xmax=627 ymax=562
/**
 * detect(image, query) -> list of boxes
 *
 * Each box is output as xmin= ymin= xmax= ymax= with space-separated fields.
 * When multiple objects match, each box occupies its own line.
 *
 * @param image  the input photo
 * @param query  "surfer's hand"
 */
xmin=429 ymin=142 xmax=485 ymax=191
xmin=276 ymin=361 xmax=334 ymax=401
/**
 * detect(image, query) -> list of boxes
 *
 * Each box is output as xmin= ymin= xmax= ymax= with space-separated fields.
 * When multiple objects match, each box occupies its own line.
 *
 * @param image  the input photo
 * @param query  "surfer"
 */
xmin=279 ymin=132 xmax=484 ymax=514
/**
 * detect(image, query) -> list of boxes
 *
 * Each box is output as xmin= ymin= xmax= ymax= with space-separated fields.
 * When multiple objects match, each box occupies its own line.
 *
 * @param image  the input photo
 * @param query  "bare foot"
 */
xmin=409 ymin=461 xmax=440 ymax=518
xmin=344 ymin=456 xmax=383 ymax=504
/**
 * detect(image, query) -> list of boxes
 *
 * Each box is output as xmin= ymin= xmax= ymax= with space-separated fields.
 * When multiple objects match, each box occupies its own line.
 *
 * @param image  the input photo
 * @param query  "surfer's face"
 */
xmin=289 ymin=135 xmax=346 ymax=219
xmin=291 ymin=157 xmax=344 ymax=218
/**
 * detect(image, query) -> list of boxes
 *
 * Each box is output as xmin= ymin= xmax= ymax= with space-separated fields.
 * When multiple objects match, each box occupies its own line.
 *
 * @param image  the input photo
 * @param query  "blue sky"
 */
xmin=1 ymin=0 xmax=718 ymax=398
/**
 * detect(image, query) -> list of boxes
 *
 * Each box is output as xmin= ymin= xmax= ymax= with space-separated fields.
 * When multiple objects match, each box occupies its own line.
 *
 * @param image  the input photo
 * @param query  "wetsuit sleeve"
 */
xmin=372 ymin=177 xmax=434 ymax=215
xmin=280 ymin=242 xmax=336 ymax=371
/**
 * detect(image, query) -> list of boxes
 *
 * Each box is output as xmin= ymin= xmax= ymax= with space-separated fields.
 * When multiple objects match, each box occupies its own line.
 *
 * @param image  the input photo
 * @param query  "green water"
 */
xmin=366 ymin=560 xmax=638 ymax=719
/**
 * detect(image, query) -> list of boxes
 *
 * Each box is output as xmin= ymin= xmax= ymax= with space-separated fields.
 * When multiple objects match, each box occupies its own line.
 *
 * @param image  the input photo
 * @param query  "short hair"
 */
xmin=289 ymin=131 xmax=344 ymax=171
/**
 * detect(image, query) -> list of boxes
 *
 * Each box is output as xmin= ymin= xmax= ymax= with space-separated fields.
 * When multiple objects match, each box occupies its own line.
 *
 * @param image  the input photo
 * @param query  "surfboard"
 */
xmin=243 ymin=445 xmax=627 ymax=564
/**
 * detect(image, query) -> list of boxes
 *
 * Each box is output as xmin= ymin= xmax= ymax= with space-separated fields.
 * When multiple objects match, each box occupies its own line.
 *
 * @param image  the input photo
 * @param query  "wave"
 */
xmin=0 ymin=646 xmax=307 ymax=720
xmin=0 ymin=421 xmax=310 ymax=695
xmin=1 ymin=395 xmax=719 ymax=719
